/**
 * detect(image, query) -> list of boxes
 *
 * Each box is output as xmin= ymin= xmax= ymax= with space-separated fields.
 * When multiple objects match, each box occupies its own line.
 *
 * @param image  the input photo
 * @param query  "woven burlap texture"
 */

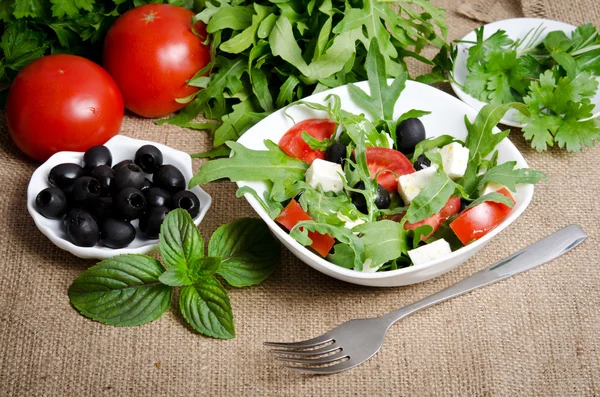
xmin=1 ymin=1 xmax=599 ymax=396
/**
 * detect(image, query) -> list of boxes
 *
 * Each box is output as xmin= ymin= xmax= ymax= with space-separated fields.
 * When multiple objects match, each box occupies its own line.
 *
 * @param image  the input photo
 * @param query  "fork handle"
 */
xmin=383 ymin=225 xmax=587 ymax=324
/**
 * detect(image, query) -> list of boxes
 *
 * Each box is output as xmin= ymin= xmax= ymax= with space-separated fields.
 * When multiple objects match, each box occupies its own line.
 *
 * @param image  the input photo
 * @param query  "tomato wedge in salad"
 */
xmin=450 ymin=188 xmax=515 ymax=245
xmin=365 ymin=147 xmax=415 ymax=192
xmin=275 ymin=199 xmax=335 ymax=257
xmin=405 ymin=196 xmax=461 ymax=240
xmin=278 ymin=119 xmax=337 ymax=164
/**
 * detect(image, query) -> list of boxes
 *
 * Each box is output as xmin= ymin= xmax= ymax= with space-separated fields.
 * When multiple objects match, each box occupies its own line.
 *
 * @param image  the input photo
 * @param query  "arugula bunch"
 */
xmin=160 ymin=0 xmax=449 ymax=154
xmin=458 ymin=23 xmax=600 ymax=152
xmin=68 ymin=209 xmax=279 ymax=339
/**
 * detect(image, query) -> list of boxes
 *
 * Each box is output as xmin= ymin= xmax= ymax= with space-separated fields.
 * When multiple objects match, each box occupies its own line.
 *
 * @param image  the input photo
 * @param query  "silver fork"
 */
xmin=265 ymin=225 xmax=588 ymax=375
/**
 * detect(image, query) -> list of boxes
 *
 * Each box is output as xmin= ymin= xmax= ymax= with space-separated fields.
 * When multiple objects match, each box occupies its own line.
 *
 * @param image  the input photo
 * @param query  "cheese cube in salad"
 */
xmin=438 ymin=142 xmax=469 ymax=180
xmin=305 ymin=158 xmax=345 ymax=193
xmin=397 ymin=165 xmax=437 ymax=204
xmin=408 ymin=239 xmax=452 ymax=266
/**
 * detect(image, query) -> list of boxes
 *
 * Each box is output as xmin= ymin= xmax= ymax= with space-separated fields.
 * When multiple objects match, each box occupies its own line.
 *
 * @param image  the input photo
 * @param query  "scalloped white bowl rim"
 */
xmin=27 ymin=135 xmax=212 ymax=259
xmin=236 ymin=80 xmax=534 ymax=287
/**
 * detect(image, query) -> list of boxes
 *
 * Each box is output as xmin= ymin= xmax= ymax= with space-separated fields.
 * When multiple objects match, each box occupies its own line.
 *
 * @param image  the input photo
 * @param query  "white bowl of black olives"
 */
xmin=27 ymin=135 xmax=212 ymax=259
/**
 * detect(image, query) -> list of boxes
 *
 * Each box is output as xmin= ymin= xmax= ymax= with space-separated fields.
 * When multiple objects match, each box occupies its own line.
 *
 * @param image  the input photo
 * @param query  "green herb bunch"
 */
xmin=160 ymin=0 xmax=450 ymax=156
xmin=68 ymin=209 xmax=279 ymax=339
xmin=458 ymin=24 xmax=600 ymax=152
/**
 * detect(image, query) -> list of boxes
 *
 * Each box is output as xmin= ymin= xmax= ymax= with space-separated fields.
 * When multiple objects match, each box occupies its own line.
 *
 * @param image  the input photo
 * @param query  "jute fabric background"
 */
xmin=0 ymin=0 xmax=598 ymax=395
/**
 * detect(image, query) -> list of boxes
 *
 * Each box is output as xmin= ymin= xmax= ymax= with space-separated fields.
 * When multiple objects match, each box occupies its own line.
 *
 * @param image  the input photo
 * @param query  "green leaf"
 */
xmin=405 ymin=169 xmax=456 ymax=223
xmin=396 ymin=109 xmax=431 ymax=125
xmin=236 ymin=186 xmax=283 ymax=219
xmin=543 ymin=30 xmax=572 ymax=54
xmin=327 ymin=243 xmax=356 ymax=269
xmin=477 ymin=161 xmax=547 ymax=193
xmin=348 ymin=38 xmax=407 ymax=121
xmin=207 ymin=5 xmax=254 ymax=33
xmin=188 ymin=257 xmax=222 ymax=281
xmin=412 ymin=224 xmax=434 ymax=248
xmin=464 ymin=191 xmax=514 ymax=211
xmin=213 ymin=100 xmax=268 ymax=146
xmin=159 ymin=266 xmax=192 ymax=287
xmin=208 ymin=218 xmax=280 ymax=287
xmin=412 ymin=134 xmax=457 ymax=162
xmin=354 ymin=220 xmax=408 ymax=269
xmin=68 ymin=255 xmax=172 ymax=326
xmin=269 ymin=16 xmax=311 ymax=77
xmin=159 ymin=209 xmax=204 ymax=271
xmin=13 ymin=0 xmax=49 ymax=19
xmin=179 ymin=277 xmax=235 ymax=339
xmin=190 ymin=146 xmax=231 ymax=159
xmin=0 ymin=21 xmax=50 ymax=72
xmin=50 ymin=0 xmax=94 ymax=18
xmin=275 ymin=75 xmax=301 ymax=108
xmin=190 ymin=140 xmax=308 ymax=187
xmin=301 ymin=131 xmax=332 ymax=151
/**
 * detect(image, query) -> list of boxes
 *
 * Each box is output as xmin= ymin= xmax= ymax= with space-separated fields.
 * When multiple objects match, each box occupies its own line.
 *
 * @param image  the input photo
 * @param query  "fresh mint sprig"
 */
xmin=68 ymin=209 xmax=280 ymax=339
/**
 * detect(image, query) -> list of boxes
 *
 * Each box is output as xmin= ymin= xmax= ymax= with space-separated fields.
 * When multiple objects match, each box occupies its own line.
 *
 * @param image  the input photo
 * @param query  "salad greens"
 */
xmin=191 ymin=39 xmax=547 ymax=272
xmin=69 ymin=209 xmax=279 ymax=339
xmin=162 ymin=0 xmax=450 ymax=152
xmin=457 ymin=23 xmax=600 ymax=152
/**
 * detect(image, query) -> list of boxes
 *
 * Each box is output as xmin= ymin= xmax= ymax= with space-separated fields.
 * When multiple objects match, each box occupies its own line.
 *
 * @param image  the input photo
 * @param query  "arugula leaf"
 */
xmin=159 ymin=209 xmax=204 ymax=271
xmin=411 ymin=134 xmax=458 ymax=162
xmin=464 ymin=191 xmax=514 ymax=211
xmin=354 ymin=220 xmax=408 ymax=269
xmin=69 ymin=255 xmax=172 ymax=326
xmin=412 ymin=224 xmax=434 ymax=248
xmin=348 ymin=38 xmax=407 ymax=121
xmin=302 ymin=131 xmax=333 ymax=151
xmin=190 ymin=140 xmax=308 ymax=187
xmin=477 ymin=161 xmax=548 ymax=193
xmin=327 ymin=243 xmax=355 ymax=269
xmin=405 ymin=168 xmax=456 ymax=223
xmin=179 ymin=277 xmax=235 ymax=339
xmin=236 ymin=186 xmax=283 ymax=219
xmin=190 ymin=146 xmax=232 ymax=159
xmin=208 ymin=218 xmax=280 ymax=287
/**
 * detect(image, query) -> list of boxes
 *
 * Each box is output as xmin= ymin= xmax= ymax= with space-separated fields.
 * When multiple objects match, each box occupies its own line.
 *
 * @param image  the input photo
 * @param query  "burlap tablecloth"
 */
xmin=1 ymin=1 xmax=598 ymax=395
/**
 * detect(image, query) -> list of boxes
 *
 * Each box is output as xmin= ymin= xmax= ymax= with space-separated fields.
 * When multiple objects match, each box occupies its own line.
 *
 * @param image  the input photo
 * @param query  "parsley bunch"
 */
xmin=68 ymin=209 xmax=280 ymax=339
xmin=459 ymin=24 xmax=600 ymax=152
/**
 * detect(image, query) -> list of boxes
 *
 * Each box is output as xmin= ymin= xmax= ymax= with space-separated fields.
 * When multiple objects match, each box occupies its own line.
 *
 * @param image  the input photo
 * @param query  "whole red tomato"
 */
xmin=6 ymin=54 xmax=124 ymax=162
xmin=103 ymin=4 xmax=210 ymax=118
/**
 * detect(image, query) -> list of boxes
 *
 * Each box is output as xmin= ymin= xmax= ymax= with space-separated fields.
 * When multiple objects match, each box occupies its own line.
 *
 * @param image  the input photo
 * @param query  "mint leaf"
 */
xmin=406 ymin=169 xmax=456 ymax=223
xmin=348 ymin=38 xmax=407 ymax=121
xmin=179 ymin=277 xmax=235 ymax=339
xmin=208 ymin=218 xmax=279 ymax=287
xmin=159 ymin=267 xmax=192 ymax=287
xmin=190 ymin=140 xmax=308 ymax=187
xmin=159 ymin=209 xmax=204 ymax=271
xmin=68 ymin=255 xmax=172 ymax=326
xmin=354 ymin=220 xmax=408 ymax=269
xmin=477 ymin=161 xmax=548 ymax=193
xmin=188 ymin=257 xmax=222 ymax=281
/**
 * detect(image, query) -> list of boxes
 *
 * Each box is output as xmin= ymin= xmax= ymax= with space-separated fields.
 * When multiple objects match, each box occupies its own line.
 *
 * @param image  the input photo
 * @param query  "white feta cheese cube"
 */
xmin=397 ymin=166 xmax=437 ymax=204
xmin=361 ymin=258 xmax=383 ymax=273
xmin=305 ymin=158 xmax=345 ymax=193
xmin=439 ymin=142 xmax=470 ymax=180
xmin=408 ymin=239 xmax=452 ymax=266
xmin=481 ymin=182 xmax=506 ymax=196
xmin=337 ymin=213 xmax=366 ymax=230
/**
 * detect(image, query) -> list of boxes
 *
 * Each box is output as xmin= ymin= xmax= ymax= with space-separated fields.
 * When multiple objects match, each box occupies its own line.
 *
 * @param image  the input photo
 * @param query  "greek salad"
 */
xmin=193 ymin=41 xmax=547 ymax=273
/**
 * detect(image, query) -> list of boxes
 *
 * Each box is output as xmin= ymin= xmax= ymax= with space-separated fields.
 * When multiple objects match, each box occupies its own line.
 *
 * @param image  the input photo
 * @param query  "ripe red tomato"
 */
xmin=278 ymin=119 xmax=337 ymax=164
xmin=404 ymin=196 xmax=461 ymax=240
xmin=103 ymin=4 xmax=210 ymax=118
xmin=5 ymin=54 xmax=124 ymax=162
xmin=365 ymin=147 xmax=415 ymax=192
xmin=275 ymin=199 xmax=335 ymax=257
xmin=450 ymin=188 xmax=515 ymax=245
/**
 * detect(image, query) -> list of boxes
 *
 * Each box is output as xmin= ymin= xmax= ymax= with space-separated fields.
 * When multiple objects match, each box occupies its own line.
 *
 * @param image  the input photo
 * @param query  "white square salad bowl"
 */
xmin=236 ymin=80 xmax=534 ymax=287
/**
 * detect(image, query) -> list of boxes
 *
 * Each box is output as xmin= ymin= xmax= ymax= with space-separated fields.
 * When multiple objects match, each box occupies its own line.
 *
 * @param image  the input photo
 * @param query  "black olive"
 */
xmin=87 ymin=196 xmax=116 ymax=221
xmin=99 ymin=218 xmax=136 ymax=248
xmin=141 ymin=178 xmax=152 ymax=191
xmin=139 ymin=206 xmax=170 ymax=239
xmin=48 ymin=163 xmax=84 ymax=189
xmin=114 ymin=163 xmax=145 ymax=191
xmin=144 ymin=187 xmax=171 ymax=208
xmin=172 ymin=190 xmax=200 ymax=218
xmin=374 ymin=184 xmax=391 ymax=209
xmin=153 ymin=165 xmax=185 ymax=193
xmin=65 ymin=210 xmax=99 ymax=247
xmin=112 ymin=159 xmax=133 ymax=173
xmin=83 ymin=146 xmax=112 ymax=174
xmin=460 ymin=198 xmax=470 ymax=213
xmin=90 ymin=165 xmax=115 ymax=197
xmin=413 ymin=154 xmax=431 ymax=171
xmin=135 ymin=145 xmax=163 ymax=173
xmin=396 ymin=118 xmax=426 ymax=154
xmin=325 ymin=143 xmax=347 ymax=165
xmin=350 ymin=182 xmax=368 ymax=214
xmin=35 ymin=187 xmax=68 ymax=219
xmin=71 ymin=176 xmax=101 ymax=203
xmin=116 ymin=187 xmax=146 ymax=220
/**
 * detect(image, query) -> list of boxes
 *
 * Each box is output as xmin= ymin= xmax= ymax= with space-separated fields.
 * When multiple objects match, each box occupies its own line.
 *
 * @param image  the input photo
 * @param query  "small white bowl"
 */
xmin=27 ymin=135 xmax=212 ymax=259
xmin=451 ymin=18 xmax=600 ymax=128
xmin=236 ymin=80 xmax=534 ymax=287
